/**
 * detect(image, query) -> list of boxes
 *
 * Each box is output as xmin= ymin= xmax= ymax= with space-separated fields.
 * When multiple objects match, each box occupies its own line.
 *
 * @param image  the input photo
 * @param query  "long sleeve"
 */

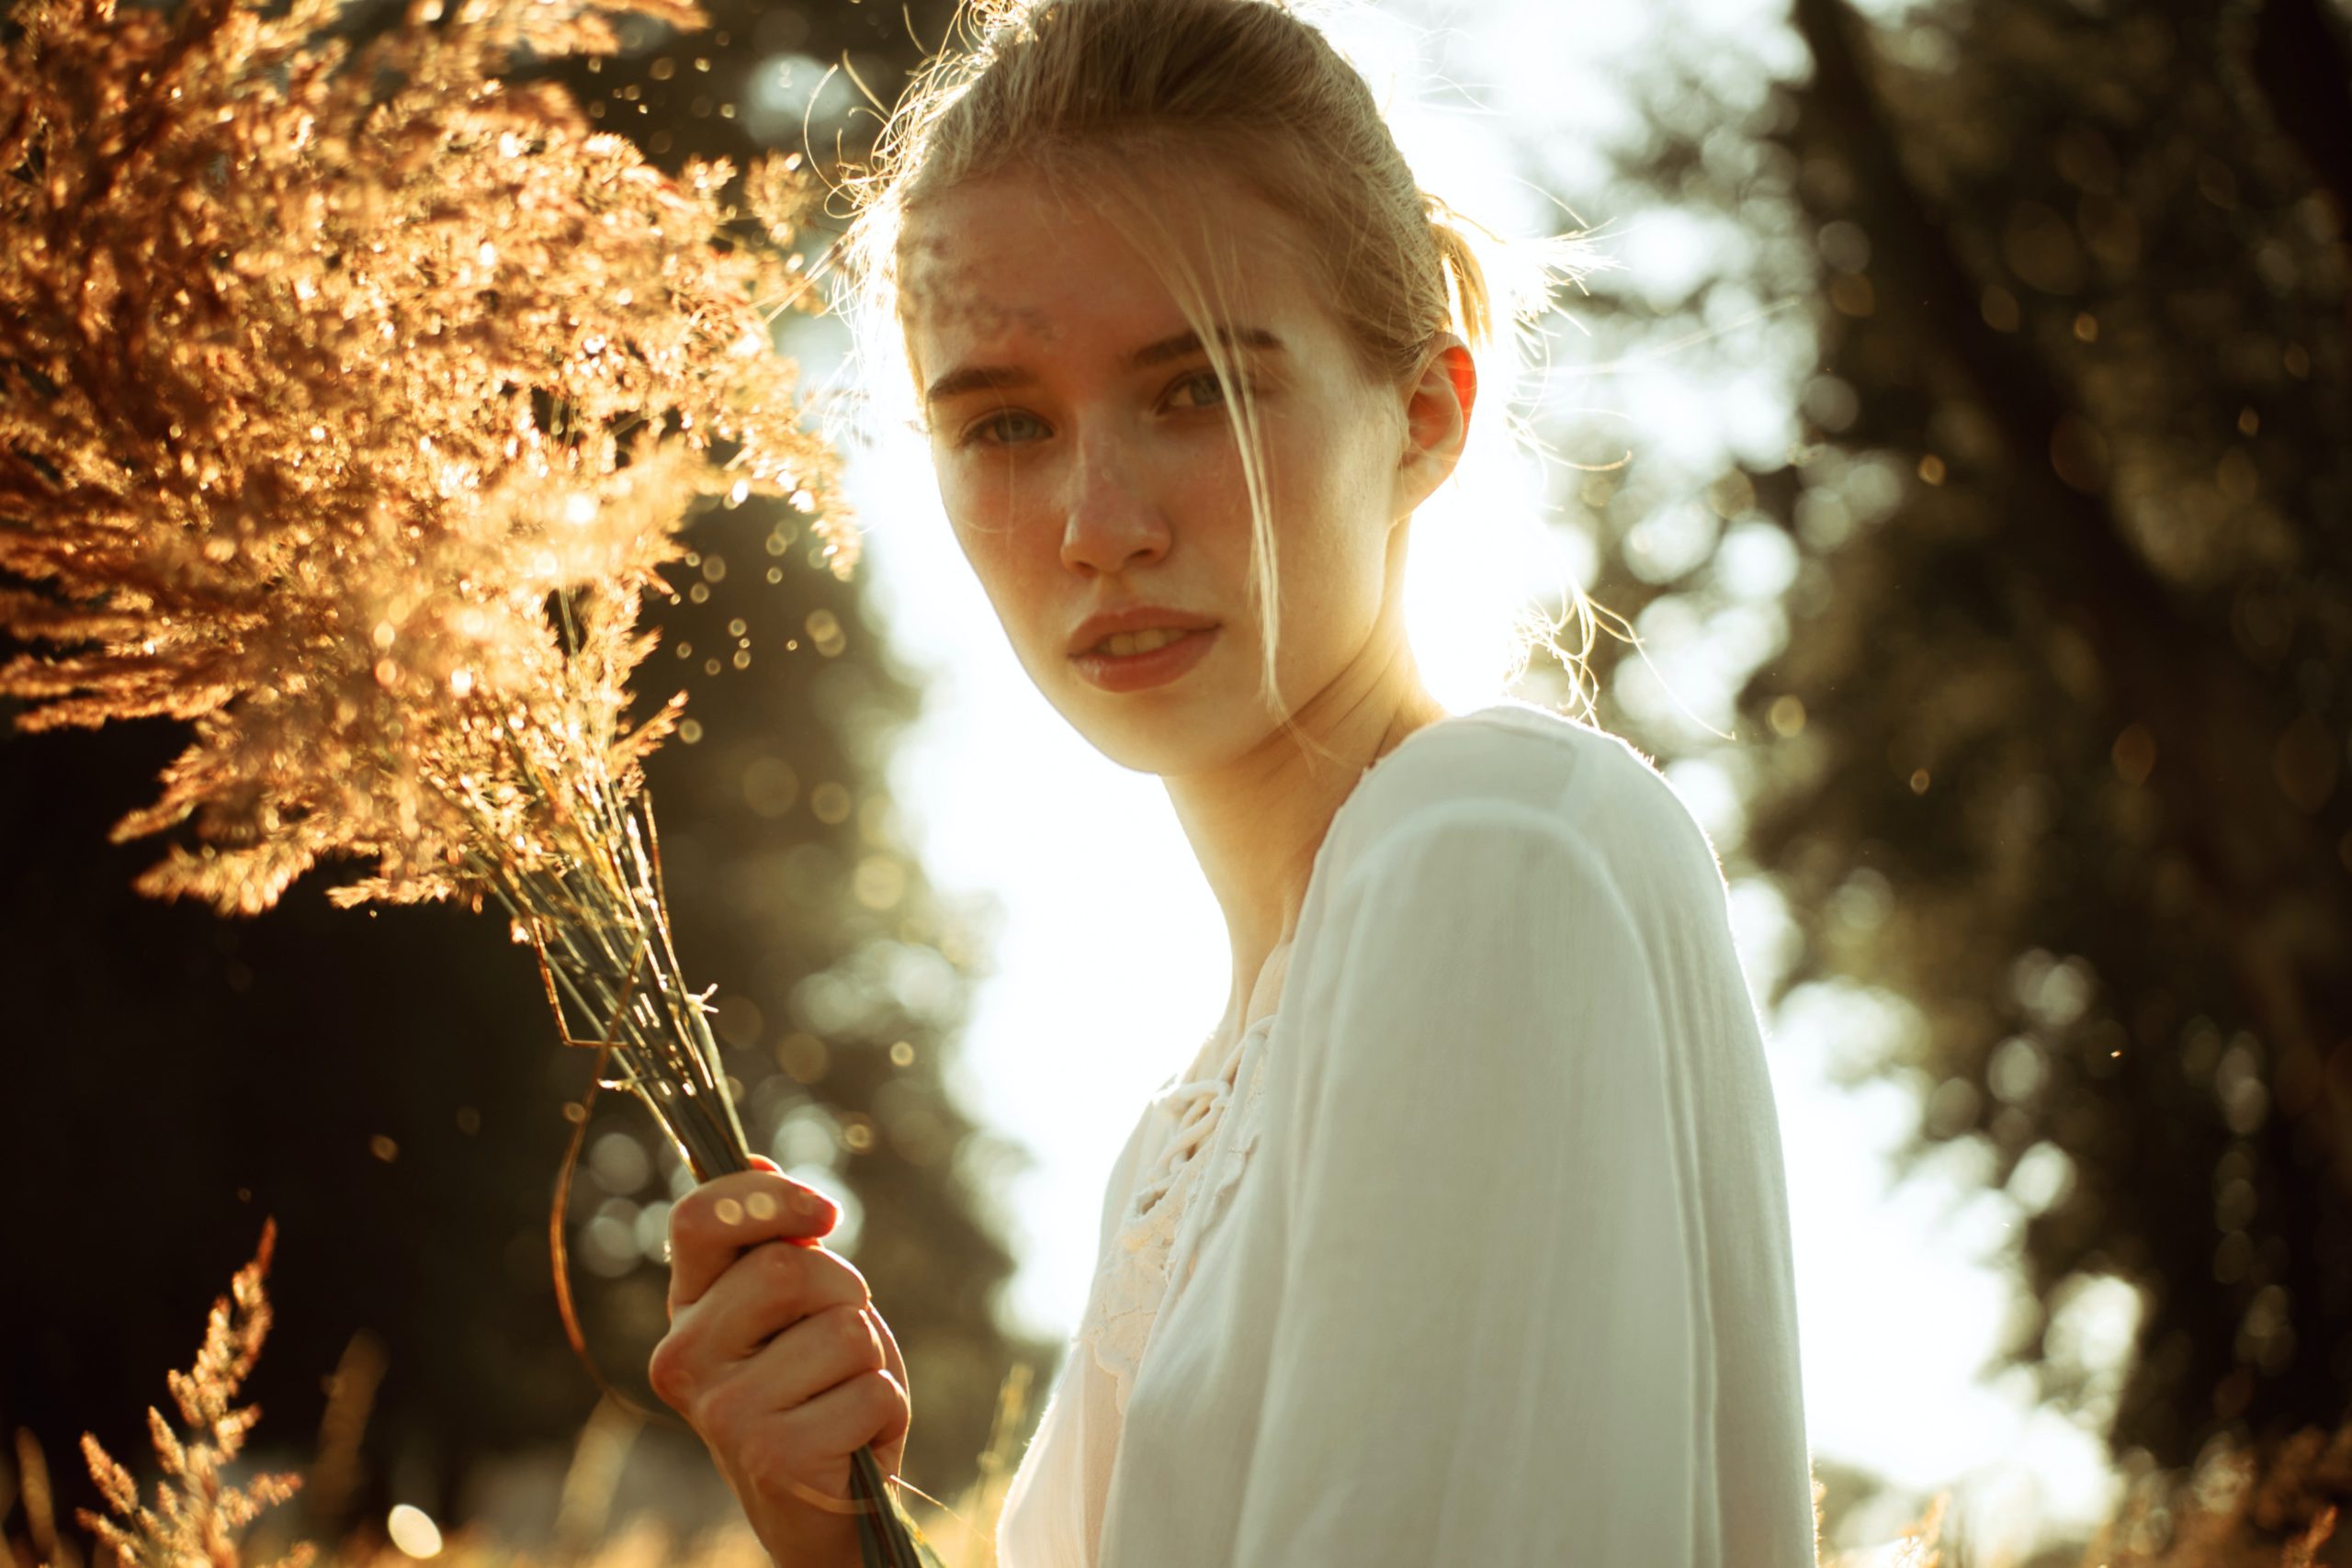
xmin=1228 ymin=798 xmax=1711 ymax=1565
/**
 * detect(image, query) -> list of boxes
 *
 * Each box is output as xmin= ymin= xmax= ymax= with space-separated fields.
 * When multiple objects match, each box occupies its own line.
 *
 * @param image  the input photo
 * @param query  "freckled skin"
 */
xmin=897 ymin=164 xmax=1442 ymax=780
xmin=899 ymin=230 xmax=1065 ymax=353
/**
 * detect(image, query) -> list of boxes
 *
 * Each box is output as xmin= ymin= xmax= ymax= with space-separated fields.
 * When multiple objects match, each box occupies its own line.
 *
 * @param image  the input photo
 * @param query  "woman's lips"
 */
xmin=1069 ymin=626 xmax=1220 ymax=693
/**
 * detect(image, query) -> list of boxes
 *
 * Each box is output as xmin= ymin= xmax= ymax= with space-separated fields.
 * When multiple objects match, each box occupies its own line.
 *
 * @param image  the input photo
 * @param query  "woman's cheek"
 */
xmin=946 ymin=502 xmax=1060 ymax=657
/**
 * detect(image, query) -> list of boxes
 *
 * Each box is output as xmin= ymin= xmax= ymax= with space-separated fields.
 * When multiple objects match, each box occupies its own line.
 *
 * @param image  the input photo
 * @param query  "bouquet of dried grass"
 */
xmin=0 ymin=0 xmax=938 ymax=1556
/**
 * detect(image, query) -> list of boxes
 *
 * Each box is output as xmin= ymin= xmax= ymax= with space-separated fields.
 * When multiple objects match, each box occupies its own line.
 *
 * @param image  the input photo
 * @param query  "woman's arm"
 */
xmin=1228 ymin=802 xmax=1713 ymax=1565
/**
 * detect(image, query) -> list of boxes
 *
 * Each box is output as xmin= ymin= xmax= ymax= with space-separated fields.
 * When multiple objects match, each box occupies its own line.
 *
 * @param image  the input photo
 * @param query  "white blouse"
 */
xmin=992 ymin=700 xmax=1817 ymax=1567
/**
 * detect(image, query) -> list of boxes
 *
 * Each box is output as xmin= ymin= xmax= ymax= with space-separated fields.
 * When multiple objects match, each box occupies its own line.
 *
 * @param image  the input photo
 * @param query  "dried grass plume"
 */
xmin=74 ymin=1220 xmax=314 ymax=1568
xmin=0 ymin=0 xmax=854 ymax=917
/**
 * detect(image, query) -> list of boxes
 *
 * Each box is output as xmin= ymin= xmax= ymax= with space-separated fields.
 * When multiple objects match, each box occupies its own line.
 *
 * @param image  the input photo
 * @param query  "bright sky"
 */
xmin=778 ymin=0 xmax=2143 ymax=1555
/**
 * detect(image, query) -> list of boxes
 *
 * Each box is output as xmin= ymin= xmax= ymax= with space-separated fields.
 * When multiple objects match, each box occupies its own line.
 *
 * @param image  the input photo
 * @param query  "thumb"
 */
xmin=747 ymin=1154 xmax=783 ymax=1175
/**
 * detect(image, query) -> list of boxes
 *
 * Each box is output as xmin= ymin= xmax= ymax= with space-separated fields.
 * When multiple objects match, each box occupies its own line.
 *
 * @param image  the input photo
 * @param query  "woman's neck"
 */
xmin=1166 ymin=662 xmax=1449 ymax=1046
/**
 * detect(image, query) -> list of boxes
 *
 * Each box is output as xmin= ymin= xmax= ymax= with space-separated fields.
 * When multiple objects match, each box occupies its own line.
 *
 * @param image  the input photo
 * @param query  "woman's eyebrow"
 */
xmin=1128 ymin=325 xmax=1287 ymax=368
xmin=922 ymin=325 xmax=1286 ymax=410
xmin=922 ymin=363 xmax=1032 ymax=407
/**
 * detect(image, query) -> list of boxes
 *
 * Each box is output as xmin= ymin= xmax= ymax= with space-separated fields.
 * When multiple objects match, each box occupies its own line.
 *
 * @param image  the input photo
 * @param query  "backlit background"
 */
xmin=4 ymin=0 xmax=2344 ymax=1563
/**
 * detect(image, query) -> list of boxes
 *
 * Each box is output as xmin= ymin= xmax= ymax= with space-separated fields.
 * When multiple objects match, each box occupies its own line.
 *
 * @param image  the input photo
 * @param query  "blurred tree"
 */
xmin=1740 ymin=0 xmax=2352 ymax=1475
xmin=0 ymin=0 xmax=1046 ymax=1543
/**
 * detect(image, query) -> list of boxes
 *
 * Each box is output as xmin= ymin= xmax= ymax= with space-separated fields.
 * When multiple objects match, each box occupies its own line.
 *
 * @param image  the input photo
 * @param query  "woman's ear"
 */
xmin=1391 ymin=332 xmax=1477 ymax=518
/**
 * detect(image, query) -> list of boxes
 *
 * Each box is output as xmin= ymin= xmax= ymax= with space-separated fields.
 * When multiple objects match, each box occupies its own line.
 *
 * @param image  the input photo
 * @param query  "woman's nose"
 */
xmin=1059 ymin=429 xmax=1170 ymax=575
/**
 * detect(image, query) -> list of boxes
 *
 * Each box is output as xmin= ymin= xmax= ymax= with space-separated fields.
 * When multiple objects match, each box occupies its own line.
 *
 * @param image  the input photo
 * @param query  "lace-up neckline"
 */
xmin=1079 ymin=1010 xmax=1279 ymax=1417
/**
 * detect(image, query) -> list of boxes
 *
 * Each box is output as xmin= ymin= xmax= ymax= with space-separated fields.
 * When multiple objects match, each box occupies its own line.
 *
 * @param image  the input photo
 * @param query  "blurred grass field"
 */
xmin=6 ymin=1228 xmax=2345 ymax=1568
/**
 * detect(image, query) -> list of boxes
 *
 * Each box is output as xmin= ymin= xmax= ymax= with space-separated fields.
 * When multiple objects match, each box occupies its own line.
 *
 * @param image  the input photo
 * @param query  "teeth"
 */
xmin=1094 ymin=626 xmax=1193 ymax=657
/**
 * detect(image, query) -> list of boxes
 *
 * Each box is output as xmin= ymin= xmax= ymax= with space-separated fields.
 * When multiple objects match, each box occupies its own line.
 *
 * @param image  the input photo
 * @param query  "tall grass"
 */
xmin=6 ymin=1229 xmax=2344 ymax=1568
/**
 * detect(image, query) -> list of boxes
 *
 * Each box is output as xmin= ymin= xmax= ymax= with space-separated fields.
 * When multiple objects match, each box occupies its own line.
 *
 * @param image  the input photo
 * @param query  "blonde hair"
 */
xmin=828 ymin=0 xmax=1608 ymax=743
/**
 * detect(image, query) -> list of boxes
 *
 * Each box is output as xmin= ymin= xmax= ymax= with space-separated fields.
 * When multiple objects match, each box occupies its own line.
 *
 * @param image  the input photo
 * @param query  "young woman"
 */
xmin=648 ymin=1 xmax=1818 ymax=1564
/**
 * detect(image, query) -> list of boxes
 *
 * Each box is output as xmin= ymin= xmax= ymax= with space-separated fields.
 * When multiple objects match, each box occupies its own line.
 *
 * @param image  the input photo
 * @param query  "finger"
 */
xmin=865 ymin=1303 xmax=908 ymax=1393
xmin=775 ymin=1365 xmax=911 ymax=1477
xmin=668 ymin=1170 xmax=840 ymax=1314
xmin=862 ymin=1311 xmax=910 ymax=1478
xmin=723 ymin=1302 xmax=886 ymax=1414
xmin=689 ymin=1239 xmax=872 ymax=1365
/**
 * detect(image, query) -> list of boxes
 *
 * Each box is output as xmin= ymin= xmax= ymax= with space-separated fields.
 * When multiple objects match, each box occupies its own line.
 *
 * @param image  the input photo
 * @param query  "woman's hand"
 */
xmin=649 ymin=1155 xmax=912 ymax=1568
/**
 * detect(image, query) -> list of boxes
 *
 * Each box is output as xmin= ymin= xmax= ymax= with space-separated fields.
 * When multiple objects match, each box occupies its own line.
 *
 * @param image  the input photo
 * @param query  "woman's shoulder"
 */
xmin=1317 ymin=700 xmax=1726 ymax=907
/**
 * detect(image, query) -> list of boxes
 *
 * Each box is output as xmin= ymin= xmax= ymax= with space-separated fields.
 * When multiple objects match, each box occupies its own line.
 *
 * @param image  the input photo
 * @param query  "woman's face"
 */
xmin=896 ymin=162 xmax=1451 ymax=776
